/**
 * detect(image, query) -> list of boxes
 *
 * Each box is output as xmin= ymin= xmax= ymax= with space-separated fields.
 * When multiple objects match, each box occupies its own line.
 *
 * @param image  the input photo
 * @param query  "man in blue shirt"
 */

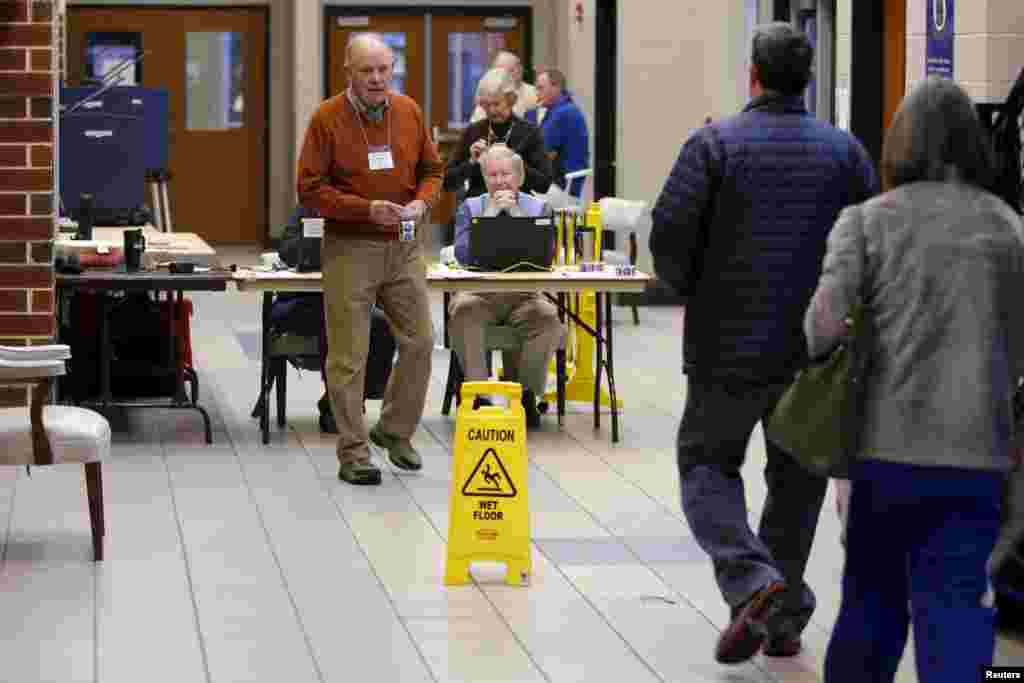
xmin=533 ymin=68 xmax=589 ymax=198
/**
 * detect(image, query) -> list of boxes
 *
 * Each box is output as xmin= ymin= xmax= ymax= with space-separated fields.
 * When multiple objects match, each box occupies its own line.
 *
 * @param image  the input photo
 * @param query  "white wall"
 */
xmin=554 ymin=1 xmax=750 ymax=273
xmin=616 ymin=3 xmax=748 ymax=204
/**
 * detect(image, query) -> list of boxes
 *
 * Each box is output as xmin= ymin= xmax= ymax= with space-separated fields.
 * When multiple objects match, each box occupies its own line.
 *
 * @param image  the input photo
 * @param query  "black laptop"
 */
xmin=468 ymin=214 xmax=557 ymax=272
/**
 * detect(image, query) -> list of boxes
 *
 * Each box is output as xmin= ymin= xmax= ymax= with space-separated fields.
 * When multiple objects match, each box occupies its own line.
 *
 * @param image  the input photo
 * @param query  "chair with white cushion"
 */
xmin=0 ymin=345 xmax=110 ymax=561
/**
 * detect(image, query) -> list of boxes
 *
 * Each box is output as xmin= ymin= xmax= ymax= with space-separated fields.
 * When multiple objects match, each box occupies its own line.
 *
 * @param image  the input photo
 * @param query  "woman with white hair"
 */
xmin=470 ymin=50 xmax=538 ymax=122
xmin=444 ymin=67 xmax=552 ymax=204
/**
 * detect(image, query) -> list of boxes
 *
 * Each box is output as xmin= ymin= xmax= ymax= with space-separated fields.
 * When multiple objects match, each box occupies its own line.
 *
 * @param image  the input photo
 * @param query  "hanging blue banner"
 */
xmin=926 ymin=0 xmax=954 ymax=79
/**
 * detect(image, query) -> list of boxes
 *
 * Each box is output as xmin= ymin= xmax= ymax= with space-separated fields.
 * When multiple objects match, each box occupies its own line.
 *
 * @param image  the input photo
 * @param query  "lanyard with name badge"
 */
xmin=349 ymin=92 xmax=415 ymax=240
xmin=350 ymin=93 xmax=394 ymax=171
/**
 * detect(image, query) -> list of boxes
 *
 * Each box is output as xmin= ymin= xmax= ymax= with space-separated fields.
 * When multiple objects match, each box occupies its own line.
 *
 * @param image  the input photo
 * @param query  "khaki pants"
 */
xmin=321 ymin=234 xmax=433 ymax=465
xmin=448 ymin=292 xmax=562 ymax=396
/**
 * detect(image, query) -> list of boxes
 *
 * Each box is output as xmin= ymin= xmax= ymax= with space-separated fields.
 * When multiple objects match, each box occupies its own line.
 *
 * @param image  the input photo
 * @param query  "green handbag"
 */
xmin=766 ymin=302 xmax=870 ymax=478
xmin=766 ymin=234 xmax=871 ymax=479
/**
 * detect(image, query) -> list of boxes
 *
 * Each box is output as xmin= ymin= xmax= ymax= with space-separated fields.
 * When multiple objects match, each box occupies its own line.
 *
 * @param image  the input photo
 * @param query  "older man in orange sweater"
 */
xmin=297 ymin=33 xmax=444 ymax=485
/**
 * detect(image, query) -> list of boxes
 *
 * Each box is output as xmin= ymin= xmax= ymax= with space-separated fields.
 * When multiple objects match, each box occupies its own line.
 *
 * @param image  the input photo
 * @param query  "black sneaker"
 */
xmin=522 ymin=389 xmax=541 ymax=429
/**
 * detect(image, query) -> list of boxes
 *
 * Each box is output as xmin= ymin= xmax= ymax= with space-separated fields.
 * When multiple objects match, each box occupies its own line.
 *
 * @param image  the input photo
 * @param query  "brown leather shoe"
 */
xmin=337 ymin=459 xmax=382 ymax=486
xmin=763 ymin=636 xmax=802 ymax=657
xmin=715 ymin=582 xmax=787 ymax=664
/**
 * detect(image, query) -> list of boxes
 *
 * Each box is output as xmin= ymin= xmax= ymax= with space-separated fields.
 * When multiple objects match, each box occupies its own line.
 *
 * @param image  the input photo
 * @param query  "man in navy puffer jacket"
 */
xmin=650 ymin=22 xmax=877 ymax=665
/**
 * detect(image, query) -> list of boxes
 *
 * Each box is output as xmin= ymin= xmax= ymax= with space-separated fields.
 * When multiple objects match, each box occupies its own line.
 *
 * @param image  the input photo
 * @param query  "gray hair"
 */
xmin=751 ymin=22 xmax=813 ymax=96
xmin=345 ymin=33 xmax=393 ymax=67
xmin=476 ymin=67 xmax=518 ymax=102
xmin=882 ymin=76 xmax=994 ymax=191
xmin=480 ymin=143 xmax=525 ymax=180
xmin=492 ymin=50 xmax=521 ymax=70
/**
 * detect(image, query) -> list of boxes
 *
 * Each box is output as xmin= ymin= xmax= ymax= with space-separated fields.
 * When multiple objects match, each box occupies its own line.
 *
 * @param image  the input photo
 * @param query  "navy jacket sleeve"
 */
xmin=650 ymin=126 xmax=722 ymax=297
xmin=453 ymin=200 xmax=474 ymax=265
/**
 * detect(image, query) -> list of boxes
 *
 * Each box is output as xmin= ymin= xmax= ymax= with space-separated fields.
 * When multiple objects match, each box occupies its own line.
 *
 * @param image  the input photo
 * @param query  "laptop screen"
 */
xmin=468 ymin=215 xmax=556 ymax=272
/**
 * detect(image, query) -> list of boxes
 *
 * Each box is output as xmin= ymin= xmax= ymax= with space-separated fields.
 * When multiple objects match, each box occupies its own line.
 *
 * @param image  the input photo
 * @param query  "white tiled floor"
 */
xmin=10 ymin=245 xmax=1024 ymax=682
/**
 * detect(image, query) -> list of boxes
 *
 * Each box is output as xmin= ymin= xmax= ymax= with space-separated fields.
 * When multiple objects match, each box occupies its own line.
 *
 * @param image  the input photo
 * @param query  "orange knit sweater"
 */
xmin=296 ymin=92 xmax=444 ymax=239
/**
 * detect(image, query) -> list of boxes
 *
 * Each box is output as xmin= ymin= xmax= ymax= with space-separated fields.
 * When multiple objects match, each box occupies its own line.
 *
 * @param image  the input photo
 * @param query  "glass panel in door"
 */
xmin=327 ymin=16 xmax=425 ymax=108
xmin=185 ymin=31 xmax=244 ymax=130
xmin=446 ymin=32 xmax=506 ymax=128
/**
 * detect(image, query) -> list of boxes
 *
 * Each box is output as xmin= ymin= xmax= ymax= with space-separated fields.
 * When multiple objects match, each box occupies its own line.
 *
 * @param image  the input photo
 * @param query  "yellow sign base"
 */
xmin=445 ymin=381 xmax=531 ymax=586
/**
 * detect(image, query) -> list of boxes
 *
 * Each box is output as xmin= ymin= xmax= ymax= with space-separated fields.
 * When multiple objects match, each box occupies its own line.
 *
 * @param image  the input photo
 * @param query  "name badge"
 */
xmin=399 ymin=220 xmax=416 ymax=242
xmin=368 ymin=146 xmax=394 ymax=171
xmin=301 ymin=217 xmax=325 ymax=238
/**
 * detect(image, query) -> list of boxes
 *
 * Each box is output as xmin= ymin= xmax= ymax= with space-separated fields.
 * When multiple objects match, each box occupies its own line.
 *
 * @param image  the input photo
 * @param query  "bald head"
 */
xmin=345 ymin=32 xmax=393 ymax=67
xmin=345 ymin=33 xmax=394 ymax=108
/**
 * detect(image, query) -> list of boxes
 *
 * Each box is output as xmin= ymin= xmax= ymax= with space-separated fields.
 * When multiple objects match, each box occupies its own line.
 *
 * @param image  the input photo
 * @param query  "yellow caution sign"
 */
xmin=445 ymin=381 xmax=531 ymax=586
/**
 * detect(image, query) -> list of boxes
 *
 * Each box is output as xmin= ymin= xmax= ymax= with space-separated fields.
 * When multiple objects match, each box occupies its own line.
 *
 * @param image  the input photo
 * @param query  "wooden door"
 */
xmin=883 ymin=0 xmax=907 ymax=135
xmin=429 ymin=15 xmax=525 ymax=136
xmin=326 ymin=15 xmax=425 ymax=106
xmin=67 ymin=7 xmax=267 ymax=244
xmin=429 ymin=15 xmax=525 ymax=230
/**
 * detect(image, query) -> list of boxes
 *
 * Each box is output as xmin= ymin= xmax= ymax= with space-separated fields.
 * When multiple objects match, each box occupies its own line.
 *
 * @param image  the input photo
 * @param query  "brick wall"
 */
xmin=0 ymin=0 xmax=56 ymax=407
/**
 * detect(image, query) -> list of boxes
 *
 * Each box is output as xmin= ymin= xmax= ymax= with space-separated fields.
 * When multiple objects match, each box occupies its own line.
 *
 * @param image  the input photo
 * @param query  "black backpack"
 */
xmin=988 ymin=67 xmax=1024 ymax=214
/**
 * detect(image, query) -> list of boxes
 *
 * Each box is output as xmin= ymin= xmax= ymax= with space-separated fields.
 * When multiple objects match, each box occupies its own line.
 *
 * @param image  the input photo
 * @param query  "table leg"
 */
xmin=99 ymin=293 xmax=111 ymax=406
xmin=172 ymin=290 xmax=187 ymax=404
xmin=606 ymin=290 xmax=619 ymax=444
xmin=594 ymin=291 xmax=603 ymax=431
xmin=260 ymin=291 xmax=272 ymax=443
xmin=443 ymin=292 xmax=451 ymax=349
xmin=557 ymin=292 xmax=567 ymax=425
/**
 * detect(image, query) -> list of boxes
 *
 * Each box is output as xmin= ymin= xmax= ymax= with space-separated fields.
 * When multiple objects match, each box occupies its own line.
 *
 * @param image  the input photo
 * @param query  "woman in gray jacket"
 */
xmin=805 ymin=76 xmax=1024 ymax=682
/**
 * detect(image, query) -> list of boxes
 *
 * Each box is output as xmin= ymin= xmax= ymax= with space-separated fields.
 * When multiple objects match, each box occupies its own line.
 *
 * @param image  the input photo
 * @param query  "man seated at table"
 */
xmin=450 ymin=144 xmax=562 ymax=428
xmin=273 ymin=207 xmax=396 ymax=433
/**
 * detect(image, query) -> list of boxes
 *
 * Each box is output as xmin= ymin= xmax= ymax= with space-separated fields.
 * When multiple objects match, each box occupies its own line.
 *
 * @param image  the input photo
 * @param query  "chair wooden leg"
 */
xmin=85 ymin=462 xmax=104 ymax=562
xmin=632 ymin=304 xmax=640 ymax=326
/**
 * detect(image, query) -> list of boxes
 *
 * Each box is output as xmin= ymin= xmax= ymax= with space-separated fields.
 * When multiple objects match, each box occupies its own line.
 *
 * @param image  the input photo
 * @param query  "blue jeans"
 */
xmin=677 ymin=377 xmax=829 ymax=637
xmin=824 ymin=459 xmax=1003 ymax=683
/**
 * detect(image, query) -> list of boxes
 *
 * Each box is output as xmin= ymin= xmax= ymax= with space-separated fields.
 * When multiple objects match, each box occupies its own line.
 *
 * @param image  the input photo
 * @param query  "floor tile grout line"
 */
xmin=160 ymin=444 xmax=214 ymax=683
xmin=419 ymin=419 xmax=666 ymax=683
xmin=292 ymin=433 xmax=441 ymax=683
xmin=217 ymin=407 xmax=328 ymax=683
